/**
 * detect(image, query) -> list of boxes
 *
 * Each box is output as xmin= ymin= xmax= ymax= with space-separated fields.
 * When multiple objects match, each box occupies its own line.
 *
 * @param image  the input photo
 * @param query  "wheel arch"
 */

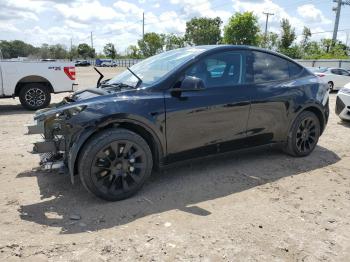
xmin=298 ymin=105 xmax=326 ymax=135
xmin=69 ymin=118 xmax=165 ymax=183
xmin=15 ymin=75 xmax=54 ymax=96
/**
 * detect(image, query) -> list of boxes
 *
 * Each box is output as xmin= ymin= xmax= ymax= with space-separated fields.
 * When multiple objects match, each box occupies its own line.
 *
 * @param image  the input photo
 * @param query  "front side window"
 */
xmin=250 ymin=51 xmax=289 ymax=83
xmin=185 ymin=52 xmax=243 ymax=88
xmin=339 ymin=69 xmax=350 ymax=76
xmin=330 ymin=69 xmax=339 ymax=75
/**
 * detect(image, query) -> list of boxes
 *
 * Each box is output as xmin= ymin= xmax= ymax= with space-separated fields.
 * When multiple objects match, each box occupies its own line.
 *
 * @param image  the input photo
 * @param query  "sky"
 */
xmin=1 ymin=0 xmax=350 ymax=54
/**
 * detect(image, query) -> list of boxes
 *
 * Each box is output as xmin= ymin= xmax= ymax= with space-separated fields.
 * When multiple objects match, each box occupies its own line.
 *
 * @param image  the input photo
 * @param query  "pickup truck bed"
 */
xmin=0 ymin=61 xmax=76 ymax=110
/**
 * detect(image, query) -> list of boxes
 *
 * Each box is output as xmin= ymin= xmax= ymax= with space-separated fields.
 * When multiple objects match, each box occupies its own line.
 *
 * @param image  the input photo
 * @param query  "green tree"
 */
xmin=258 ymin=32 xmax=279 ymax=50
xmin=279 ymin=18 xmax=296 ymax=50
xmin=38 ymin=44 xmax=50 ymax=59
xmin=138 ymin=32 xmax=164 ymax=57
xmin=69 ymin=45 xmax=79 ymax=60
xmin=301 ymin=26 xmax=312 ymax=48
xmin=48 ymin=44 xmax=68 ymax=59
xmin=278 ymin=18 xmax=298 ymax=57
xmin=77 ymin=43 xmax=95 ymax=59
xmin=0 ymin=40 xmax=37 ymax=58
xmin=164 ymin=34 xmax=186 ymax=50
xmin=126 ymin=45 xmax=141 ymax=58
xmin=320 ymin=39 xmax=333 ymax=53
xmin=303 ymin=41 xmax=322 ymax=59
xmin=185 ymin=17 xmax=222 ymax=45
xmin=223 ymin=12 xmax=260 ymax=45
xmin=103 ymin=43 xmax=117 ymax=59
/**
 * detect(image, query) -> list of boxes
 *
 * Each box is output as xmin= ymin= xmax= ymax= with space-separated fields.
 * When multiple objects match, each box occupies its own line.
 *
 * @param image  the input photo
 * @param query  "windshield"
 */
xmin=107 ymin=47 xmax=211 ymax=87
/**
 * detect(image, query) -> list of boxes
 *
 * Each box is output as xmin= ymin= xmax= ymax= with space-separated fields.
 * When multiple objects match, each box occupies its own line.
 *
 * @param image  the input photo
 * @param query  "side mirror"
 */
xmin=173 ymin=76 xmax=206 ymax=92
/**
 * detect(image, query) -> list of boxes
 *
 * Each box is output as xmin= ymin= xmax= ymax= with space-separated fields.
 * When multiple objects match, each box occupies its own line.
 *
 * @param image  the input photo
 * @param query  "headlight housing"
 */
xmin=64 ymin=105 xmax=87 ymax=116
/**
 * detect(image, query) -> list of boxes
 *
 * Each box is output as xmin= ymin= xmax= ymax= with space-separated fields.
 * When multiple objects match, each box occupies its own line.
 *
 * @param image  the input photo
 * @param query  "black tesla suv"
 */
xmin=28 ymin=45 xmax=329 ymax=201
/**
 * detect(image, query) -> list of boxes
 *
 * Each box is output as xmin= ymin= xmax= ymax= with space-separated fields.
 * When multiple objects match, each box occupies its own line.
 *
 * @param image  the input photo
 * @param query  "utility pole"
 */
xmin=332 ymin=0 xmax=350 ymax=43
xmin=142 ymin=12 xmax=145 ymax=40
xmin=263 ymin=12 xmax=274 ymax=47
xmin=90 ymin=31 xmax=93 ymax=49
xmin=70 ymin=38 xmax=73 ymax=61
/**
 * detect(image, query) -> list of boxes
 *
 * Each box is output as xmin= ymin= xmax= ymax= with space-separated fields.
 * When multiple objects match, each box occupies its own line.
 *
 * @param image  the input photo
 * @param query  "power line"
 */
xmin=295 ymin=28 xmax=350 ymax=36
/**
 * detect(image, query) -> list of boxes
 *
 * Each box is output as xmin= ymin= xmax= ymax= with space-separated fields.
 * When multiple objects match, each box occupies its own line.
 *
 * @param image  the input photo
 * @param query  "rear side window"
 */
xmin=250 ymin=51 xmax=289 ymax=83
xmin=288 ymin=62 xmax=304 ymax=78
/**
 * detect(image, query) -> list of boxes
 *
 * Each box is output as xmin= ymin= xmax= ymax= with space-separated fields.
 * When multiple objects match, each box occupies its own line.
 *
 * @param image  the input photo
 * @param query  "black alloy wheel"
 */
xmin=79 ymin=129 xmax=153 ymax=201
xmin=284 ymin=111 xmax=320 ymax=157
xmin=295 ymin=117 xmax=317 ymax=154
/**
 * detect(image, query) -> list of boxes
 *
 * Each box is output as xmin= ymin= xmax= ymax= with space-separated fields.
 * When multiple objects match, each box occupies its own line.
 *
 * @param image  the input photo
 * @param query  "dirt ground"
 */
xmin=0 ymin=67 xmax=349 ymax=261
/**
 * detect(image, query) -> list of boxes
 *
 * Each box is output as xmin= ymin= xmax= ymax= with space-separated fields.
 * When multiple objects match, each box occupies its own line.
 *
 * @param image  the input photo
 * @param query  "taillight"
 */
xmin=64 ymin=66 xmax=76 ymax=80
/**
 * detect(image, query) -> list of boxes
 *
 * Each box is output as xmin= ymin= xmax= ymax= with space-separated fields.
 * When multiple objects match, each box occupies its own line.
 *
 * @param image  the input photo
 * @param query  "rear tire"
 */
xmin=78 ymin=128 xmax=153 ymax=201
xmin=19 ymin=83 xmax=51 ymax=110
xmin=284 ymin=111 xmax=320 ymax=157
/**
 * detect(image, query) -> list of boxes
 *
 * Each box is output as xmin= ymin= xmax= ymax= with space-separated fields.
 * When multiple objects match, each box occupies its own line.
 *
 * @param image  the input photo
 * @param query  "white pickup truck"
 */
xmin=0 ymin=61 xmax=76 ymax=110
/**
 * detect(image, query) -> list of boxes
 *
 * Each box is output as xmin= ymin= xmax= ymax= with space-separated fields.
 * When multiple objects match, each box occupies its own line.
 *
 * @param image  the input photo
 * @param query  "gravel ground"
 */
xmin=0 ymin=67 xmax=349 ymax=261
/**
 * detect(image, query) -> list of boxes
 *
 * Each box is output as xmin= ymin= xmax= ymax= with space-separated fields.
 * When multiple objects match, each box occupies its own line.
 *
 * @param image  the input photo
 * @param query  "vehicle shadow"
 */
xmin=17 ymin=145 xmax=340 ymax=234
xmin=338 ymin=120 xmax=350 ymax=128
xmin=0 ymin=104 xmax=33 ymax=115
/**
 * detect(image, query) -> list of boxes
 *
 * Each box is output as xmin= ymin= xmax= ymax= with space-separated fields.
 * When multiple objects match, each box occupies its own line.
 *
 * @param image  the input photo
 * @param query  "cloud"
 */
xmin=0 ymin=0 xmax=339 ymax=53
xmin=232 ymin=0 xmax=333 ymax=38
xmin=0 ymin=22 xmax=20 ymax=33
xmin=113 ymin=1 xmax=144 ymax=15
xmin=54 ymin=0 xmax=119 ymax=23
xmin=0 ymin=0 xmax=47 ymax=21
xmin=297 ymin=4 xmax=332 ymax=25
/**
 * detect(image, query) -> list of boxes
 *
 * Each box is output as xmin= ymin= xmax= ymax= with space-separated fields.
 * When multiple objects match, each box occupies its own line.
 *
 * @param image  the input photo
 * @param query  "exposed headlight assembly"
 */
xmin=64 ymin=105 xmax=87 ymax=117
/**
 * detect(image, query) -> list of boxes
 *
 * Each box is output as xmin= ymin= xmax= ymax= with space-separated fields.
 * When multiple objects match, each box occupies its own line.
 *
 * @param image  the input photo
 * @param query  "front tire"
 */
xmin=78 ymin=129 xmax=153 ymax=201
xmin=19 ymin=83 xmax=51 ymax=110
xmin=284 ymin=111 xmax=320 ymax=157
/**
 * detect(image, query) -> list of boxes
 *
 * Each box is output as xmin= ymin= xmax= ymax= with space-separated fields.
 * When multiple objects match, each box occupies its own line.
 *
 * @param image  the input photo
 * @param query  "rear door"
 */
xmin=246 ymin=50 xmax=304 ymax=144
xmin=165 ymin=50 xmax=252 ymax=161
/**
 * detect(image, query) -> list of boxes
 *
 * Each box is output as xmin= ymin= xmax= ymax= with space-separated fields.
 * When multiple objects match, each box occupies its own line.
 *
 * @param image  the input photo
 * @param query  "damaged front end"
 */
xmin=26 ymin=96 xmax=88 ymax=177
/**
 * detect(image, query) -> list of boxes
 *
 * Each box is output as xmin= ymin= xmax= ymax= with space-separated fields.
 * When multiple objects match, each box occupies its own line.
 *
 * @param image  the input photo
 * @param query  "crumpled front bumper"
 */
xmin=26 ymin=119 xmax=67 ymax=171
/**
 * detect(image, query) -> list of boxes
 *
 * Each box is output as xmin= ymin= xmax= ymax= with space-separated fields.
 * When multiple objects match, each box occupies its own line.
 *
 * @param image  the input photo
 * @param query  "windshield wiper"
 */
xmin=100 ymin=82 xmax=134 ymax=90
xmin=127 ymin=67 xmax=142 ymax=88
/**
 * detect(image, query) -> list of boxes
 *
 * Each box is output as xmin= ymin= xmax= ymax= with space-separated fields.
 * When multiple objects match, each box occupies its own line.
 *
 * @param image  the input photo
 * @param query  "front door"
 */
xmin=164 ymin=50 xmax=251 ymax=161
xmin=331 ymin=68 xmax=350 ymax=88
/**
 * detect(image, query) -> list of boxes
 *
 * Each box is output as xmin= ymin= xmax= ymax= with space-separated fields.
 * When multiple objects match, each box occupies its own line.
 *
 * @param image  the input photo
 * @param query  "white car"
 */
xmin=336 ymin=83 xmax=350 ymax=121
xmin=308 ymin=67 xmax=350 ymax=91
xmin=0 ymin=61 xmax=76 ymax=110
xmin=101 ymin=60 xmax=117 ymax=67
